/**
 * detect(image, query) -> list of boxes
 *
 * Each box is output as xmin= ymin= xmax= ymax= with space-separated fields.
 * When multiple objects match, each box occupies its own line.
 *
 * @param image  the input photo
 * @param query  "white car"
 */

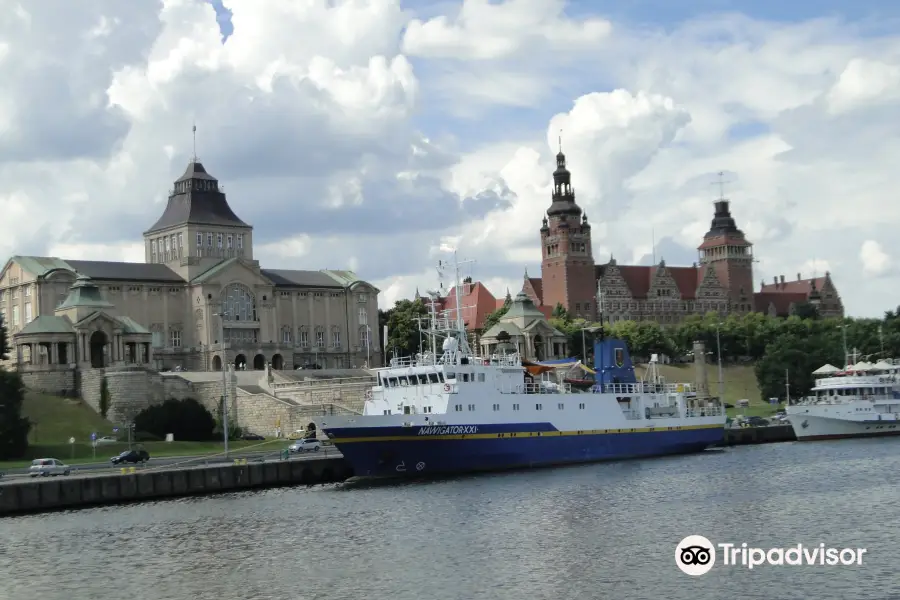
xmin=96 ymin=436 xmax=118 ymax=444
xmin=29 ymin=458 xmax=71 ymax=477
xmin=289 ymin=438 xmax=321 ymax=453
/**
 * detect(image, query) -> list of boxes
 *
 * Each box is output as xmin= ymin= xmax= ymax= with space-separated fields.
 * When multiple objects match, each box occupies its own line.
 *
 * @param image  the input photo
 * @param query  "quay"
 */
xmin=0 ymin=455 xmax=353 ymax=517
xmin=723 ymin=424 xmax=796 ymax=445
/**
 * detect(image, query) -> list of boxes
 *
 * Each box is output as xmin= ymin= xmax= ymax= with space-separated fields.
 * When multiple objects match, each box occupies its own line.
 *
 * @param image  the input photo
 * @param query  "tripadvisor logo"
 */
xmin=675 ymin=535 xmax=867 ymax=575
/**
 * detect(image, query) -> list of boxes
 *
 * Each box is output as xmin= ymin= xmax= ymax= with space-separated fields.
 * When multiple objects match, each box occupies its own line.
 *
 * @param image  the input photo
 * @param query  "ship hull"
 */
xmin=324 ymin=422 xmax=724 ymax=478
xmin=787 ymin=413 xmax=900 ymax=441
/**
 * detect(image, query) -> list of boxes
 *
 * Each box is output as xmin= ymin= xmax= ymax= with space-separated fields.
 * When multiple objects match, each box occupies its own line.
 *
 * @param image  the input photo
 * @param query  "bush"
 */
xmin=133 ymin=398 xmax=216 ymax=442
xmin=99 ymin=378 xmax=110 ymax=419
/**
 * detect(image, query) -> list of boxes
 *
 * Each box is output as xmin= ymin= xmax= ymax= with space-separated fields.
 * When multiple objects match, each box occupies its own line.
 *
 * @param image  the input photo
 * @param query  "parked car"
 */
xmin=289 ymin=438 xmax=321 ymax=453
xmin=111 ymin=449 xmax=150 ymax=465
xmin=29 ymin=458 xmax=71 ymax=477
xmin=241 ymin=433 xmax=264 ymax=441
xmin=96 ymin=436 xmax=118 ymax=444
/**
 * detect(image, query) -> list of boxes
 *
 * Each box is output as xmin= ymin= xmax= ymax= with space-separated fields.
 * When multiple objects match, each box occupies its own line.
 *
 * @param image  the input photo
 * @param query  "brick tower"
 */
xmin=697 ymin=194 xmax=754 ymax=313
xmin=539 ymin=144 xmax=596 ymax=320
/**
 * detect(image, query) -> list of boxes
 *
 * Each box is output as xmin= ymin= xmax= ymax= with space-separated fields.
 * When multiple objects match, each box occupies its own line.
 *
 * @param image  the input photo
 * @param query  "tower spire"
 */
xmin=558 ymin=129 xmax=562 ymax=154
xmin=192 ymin=122 xmax=197 ymax=162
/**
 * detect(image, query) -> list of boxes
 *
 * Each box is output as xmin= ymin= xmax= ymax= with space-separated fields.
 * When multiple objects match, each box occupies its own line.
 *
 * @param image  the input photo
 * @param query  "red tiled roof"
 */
xmin=438 ymin=281 xmax=498 ymax=330
xmin=668 ymin=266 xmax=702 ymax=300
xmin=760 ymin=277 xmax=826 ymax=295
xmin=524 ymin=277 xmax=543 ymax=304
xmin=697 ymin=234 xmax=752 ymax=251
xmin=617 ymin=265 xmax=653 ymax=298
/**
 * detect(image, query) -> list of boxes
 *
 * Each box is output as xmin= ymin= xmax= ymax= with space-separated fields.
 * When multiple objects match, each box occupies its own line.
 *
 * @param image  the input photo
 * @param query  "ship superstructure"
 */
xmin=786 ymin=352 xmax=900 ymax=441
xmin=316 ymin=252 xmax=726 ymax=478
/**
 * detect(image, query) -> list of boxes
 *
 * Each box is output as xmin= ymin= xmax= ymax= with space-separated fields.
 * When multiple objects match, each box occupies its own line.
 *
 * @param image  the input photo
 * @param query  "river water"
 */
xmin=3 ymin=438 xmax=899 ymax=600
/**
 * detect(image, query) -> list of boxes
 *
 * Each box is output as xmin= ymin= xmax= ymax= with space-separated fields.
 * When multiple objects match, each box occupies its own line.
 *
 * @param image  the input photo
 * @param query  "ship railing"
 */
xmin=816 ymin=374 xmax=898 ymax=387
xmin=499 ymin=382 xmax=573 ymax=394
xmin=598 ymin=382 xmax=692 ymax=395
xmin=685 ymin=406 xmax=724 ymax=418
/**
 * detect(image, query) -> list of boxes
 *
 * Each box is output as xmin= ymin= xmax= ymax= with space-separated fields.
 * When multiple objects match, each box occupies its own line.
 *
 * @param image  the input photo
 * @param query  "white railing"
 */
xmin=598 ymin=382 xmax=692 ymax=395
xmin=497 ymin=382 xmax=573 ymax=395
xmin=816 ymin=375 xmax=899 ymax=387
xmin=384 ymin=353 xmax=521 ymax=370
xmin=685 ymin=406 xmax=724 ymax=418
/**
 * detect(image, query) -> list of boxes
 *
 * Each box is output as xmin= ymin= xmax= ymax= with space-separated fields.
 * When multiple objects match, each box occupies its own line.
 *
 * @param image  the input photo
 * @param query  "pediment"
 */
xmin=192 ymin=258 xmax=274 ymax=288
xmin=74 ymin=310 xmax=121 ymax=331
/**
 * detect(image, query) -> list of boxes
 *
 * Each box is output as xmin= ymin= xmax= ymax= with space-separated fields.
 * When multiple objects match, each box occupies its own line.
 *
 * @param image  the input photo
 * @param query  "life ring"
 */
xmin=443 ymin=383 xmax=451 ymax=392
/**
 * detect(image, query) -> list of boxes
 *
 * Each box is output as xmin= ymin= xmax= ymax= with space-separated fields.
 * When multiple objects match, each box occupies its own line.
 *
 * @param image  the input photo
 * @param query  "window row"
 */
xmin=456 ymin=402 xmax=589 ymax=412
xmin=195 ymin=232 xmax=244 ymax=250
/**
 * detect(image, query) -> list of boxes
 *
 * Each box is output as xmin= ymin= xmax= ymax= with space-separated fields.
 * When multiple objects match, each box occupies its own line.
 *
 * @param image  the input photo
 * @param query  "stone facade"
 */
xmin=0 ymin=157 xmax=383 ymax=384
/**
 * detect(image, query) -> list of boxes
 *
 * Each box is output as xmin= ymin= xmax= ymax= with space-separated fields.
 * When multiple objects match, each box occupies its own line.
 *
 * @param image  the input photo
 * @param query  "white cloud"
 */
xmin=1 ymin=1 xmax=899 ymax=319
xmin=860 ymin=240 xmax=892 ymax=277
xmin=402 ymin=0 xmax=611 ymax=60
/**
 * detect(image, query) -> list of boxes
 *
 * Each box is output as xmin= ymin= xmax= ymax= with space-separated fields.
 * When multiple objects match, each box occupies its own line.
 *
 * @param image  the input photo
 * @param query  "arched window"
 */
xmin=221 ymin=283 xmax=257 ymax=321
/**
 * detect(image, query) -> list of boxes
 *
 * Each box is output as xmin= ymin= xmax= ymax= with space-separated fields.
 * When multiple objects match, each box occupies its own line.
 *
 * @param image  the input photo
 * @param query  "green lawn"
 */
xmin=2 ymin=392 xmax=291 ymax=469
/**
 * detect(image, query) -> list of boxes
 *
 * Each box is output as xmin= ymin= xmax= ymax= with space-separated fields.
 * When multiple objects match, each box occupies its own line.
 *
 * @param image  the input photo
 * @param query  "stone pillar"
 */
xmin=693 ymin=340 xmax=710 ymax=401
xmin=51 ymin=342 xmax=59 ymax=365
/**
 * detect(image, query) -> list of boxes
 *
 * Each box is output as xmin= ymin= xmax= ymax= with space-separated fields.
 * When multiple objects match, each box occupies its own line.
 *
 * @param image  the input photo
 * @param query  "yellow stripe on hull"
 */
xmin=331 ymin=422 xmax=723 ymax=444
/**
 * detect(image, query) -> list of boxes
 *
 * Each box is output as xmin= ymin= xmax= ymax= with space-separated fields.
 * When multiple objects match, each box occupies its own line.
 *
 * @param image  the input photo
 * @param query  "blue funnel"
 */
xmin=593 ymin=338 xmax=637 ymax=385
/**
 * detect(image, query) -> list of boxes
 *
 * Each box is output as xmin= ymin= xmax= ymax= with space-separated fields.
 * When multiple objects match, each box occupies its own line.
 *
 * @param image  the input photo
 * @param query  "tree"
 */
xmin=99 ymin=377 xmax=110 ymax=419
xmin=0 ymin=314 xmax=30 ymax=459
xmin=133 ymin=398 xmax=216 ymax=442
xmin=385 ymin=299 xmax=428 ymax=357
xmin=755 ymin=330 xmax=842 ymax=402
xmin=482 ymin=292 xmax=512 ymax=333
xmin=551 ymin=302 xmax=570 ymax=323
xmin=792 ymin=301 xmax=820 ymax=321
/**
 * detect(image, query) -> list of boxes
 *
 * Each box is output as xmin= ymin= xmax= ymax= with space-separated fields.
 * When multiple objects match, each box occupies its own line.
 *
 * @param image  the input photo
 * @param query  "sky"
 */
xmin=1 ymin=0 xmax=899 ymax=318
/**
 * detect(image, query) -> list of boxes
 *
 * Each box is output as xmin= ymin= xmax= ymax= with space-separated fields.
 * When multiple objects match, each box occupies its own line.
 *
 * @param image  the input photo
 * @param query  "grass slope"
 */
xmin=1 ymin=392 xmax=287 ymax=468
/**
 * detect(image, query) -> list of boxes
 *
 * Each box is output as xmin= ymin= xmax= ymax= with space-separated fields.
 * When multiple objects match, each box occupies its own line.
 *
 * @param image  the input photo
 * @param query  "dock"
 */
xmin=723 ymin=424 xmax=796 ymax=445
xmin=0 ymin=455 xmax=353 ymax=517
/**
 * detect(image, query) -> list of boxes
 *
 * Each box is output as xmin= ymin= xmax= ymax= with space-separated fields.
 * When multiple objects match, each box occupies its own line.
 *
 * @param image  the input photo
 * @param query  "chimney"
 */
xmin=773 ymin=276 xmax=778 ymax=288
xmin=797 ymin=273 xmax=801 ymax=281
xmin=780 ymin=275 xmax=785 ymax=285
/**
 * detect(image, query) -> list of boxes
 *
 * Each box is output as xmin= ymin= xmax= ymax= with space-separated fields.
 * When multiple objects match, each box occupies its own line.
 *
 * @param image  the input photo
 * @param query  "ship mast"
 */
xmin=436 ymin=250 xmax=476 ymax=361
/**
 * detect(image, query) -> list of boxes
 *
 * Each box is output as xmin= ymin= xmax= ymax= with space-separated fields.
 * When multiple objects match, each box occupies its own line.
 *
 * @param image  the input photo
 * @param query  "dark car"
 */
xmin=746 ymin=416 xmax=770 ymax=427
xmin=111 ymin=449 xmax=150 ymax=465
xmin=242 ymin=433 xmax=264 ymax=441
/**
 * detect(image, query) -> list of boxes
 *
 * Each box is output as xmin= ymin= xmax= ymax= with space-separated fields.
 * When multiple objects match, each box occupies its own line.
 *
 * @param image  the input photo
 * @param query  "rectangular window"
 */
xmin=299 ymin=329 xmax=308 ymax=346
xmin=23 ymin=286 xmax=31 ymax=297
xmin=237 ymin=234 xmax=243 ymax=249
xmin=358 ymin=306 xmax=367 ymax=325
xmin=227 ymin=234 xmax=233 ymax=249
xmin=217 ymin=233 xmax=223 ymax=249
xmin=207 ymin=233 xmax=213 ymax=247
xmin=358 ymin=293 xmax=367 ymax=303
xmin=332 ymin=329 xmax=341 ymax=347
xmin=282 ymin=328 xmax=292 ymax=343
xmin=177 ymin=233 xmax=183 ymax=248
xmin=12 ymin=306 xmax=19 ymax=326
xmin=196 ymin=232 xmax=202 ymax=247
xmin=24 ymin=303 xmax=31 ymax=324
xmin=536 ymin=403 xmax=542 ymax=410
xmin=170 ymin=330 xmax=182 ymax=348
xmin=164 ymin=237 xmax=170 ymax=252
xmin=11 ymin=288 xmax=17 ymax=300
xmin=316 ymin=330 xmax=325 ymax=347
xmin=152 ymin=240 xmax=158 ymax=262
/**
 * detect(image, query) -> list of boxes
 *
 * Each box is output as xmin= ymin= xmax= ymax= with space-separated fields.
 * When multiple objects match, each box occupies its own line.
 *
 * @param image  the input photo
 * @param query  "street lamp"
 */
xmin=715 ymin=322 xmax=724 ymax=401
xmin=213 ymin=311 xmax=229 ymax=457
xmin=366 ymin=325 xmax=371 ymax=367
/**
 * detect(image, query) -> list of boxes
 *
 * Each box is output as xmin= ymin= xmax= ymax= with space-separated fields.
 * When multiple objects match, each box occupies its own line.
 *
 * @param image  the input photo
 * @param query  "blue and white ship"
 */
xmin=318 ymin=256 xmax=726 ymax=478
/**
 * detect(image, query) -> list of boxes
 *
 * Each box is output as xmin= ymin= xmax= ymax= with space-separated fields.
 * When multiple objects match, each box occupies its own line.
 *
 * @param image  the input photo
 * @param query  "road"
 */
xmin=0 ymin=447 xmax=343 ymax=483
